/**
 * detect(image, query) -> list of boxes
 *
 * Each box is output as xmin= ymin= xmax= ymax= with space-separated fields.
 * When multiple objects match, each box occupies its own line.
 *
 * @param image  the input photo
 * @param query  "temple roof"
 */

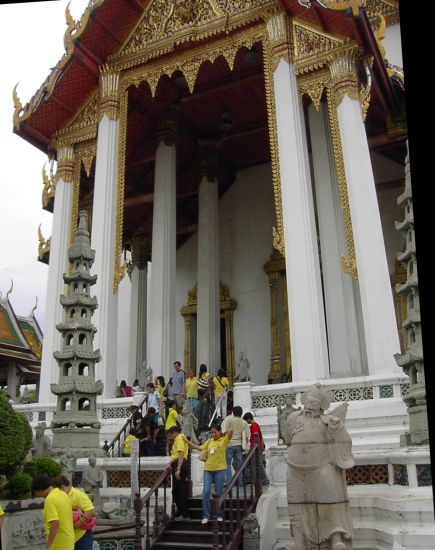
xmin=13 ymin=0 xmax=401 ymax=153
xmin=0 ymin=294 xmax=43 ymax=366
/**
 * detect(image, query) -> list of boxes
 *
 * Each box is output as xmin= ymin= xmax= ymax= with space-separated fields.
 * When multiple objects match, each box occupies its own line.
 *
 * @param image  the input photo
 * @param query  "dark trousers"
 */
xmin=75 ymin=530 xmax=94 ymax=550
xmin=172 ymin=461 xmax=189 ymax=517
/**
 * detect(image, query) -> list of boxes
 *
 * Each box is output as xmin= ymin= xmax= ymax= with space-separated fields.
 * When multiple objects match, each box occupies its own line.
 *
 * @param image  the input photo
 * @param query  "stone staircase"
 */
xmin=153 ymin=496 xmax=247 ymax=549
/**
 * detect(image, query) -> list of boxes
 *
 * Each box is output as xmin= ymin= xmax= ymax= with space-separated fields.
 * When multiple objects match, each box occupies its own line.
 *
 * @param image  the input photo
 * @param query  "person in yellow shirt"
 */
xmin=155 ymin=376 xmax=168 ymax=415
xmin=185 ymin=369 xmax=198 ymax=410
xmin=0 ymin=504 xmax=4 ymax=549
xmin=185 ymin=423 xmax=233 ymax=523
xmin=165 ymin=400 xmax=179 ymax=432
xmin=31 ymin=474 xmax=75 ymax=550
xmin=52 ymin=476 xmax=96 ymax=550
xmin=213 ymin=368 xmax=230 ymax=419
xmin=123 ymin=427 xmax=138 ymax=456
xmin=165 ymin=426 xmax=190 ymax=521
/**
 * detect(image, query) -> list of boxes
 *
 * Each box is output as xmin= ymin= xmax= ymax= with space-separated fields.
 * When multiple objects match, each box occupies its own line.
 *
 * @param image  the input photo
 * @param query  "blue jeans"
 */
xmin=225 ymin=445 xmax=243 ymax=486
xmin=75 ymin=530 xmax=93 ymax=550
xmin=202 ymin=469 xmax=226 ymax=519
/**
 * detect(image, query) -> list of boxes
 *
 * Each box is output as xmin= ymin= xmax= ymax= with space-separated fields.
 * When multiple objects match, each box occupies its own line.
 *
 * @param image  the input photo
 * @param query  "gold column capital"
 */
xmin=55 ymin=143 xmax=75 ymax=184
xmin=130 ymin=236 xmax=151 ymax=270
xmin=329 ymin=47 xmax=360 ymax=105
xmin=99 ymin=64 xmax=121 ymax=121
xmin=266 ymin=11 xmax=294 ymax=68
xmin=198 ymin=138 xmax=221 ymax=183
xmin=156 ymin=108 xmax=178 ymax=146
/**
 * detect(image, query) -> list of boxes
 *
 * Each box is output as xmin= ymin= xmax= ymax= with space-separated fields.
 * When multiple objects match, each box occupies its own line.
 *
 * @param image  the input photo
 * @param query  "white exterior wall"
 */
xmin=383 ymin=23 xmax=403 ymax=68
xmin=176 ymin=163 xmax=274 ymax=384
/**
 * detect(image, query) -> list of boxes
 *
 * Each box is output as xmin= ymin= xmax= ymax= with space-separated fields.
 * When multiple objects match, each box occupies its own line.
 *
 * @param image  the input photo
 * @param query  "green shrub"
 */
xmin=0 ymin=394 xmax=32 ymax=475
xmin=7 ymin=472 xmax=32 ymax=499
xmin=23 ymin=456 xmax=62 ymax=479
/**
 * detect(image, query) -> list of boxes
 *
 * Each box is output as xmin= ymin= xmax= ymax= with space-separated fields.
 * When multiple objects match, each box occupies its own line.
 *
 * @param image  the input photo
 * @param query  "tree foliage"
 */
xmin=0 ymin=393 xmax=32 ymax=475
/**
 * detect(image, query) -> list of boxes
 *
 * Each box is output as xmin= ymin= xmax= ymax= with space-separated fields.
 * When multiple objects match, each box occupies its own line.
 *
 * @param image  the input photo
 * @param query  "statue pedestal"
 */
xmin=233 ymin=381 xmax=255 ymax=413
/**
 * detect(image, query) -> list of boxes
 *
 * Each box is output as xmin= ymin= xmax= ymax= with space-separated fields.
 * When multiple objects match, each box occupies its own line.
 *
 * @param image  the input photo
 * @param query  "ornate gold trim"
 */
xmin=322 ymin=0 xmax=366 ymax=16
xmin=111 ymin=0 xmax=276 ymax=71
xmin=262 ymin=29 xmax=285 ymax=257
xmin=113 ymin=89 xmax=128 ymax=293
xmin=55 ymin=145 xmax=75 ymax=184
xmin=298 ymin=69 xmax=330 ymax=110
xmin=119 ymin=25 xmax=265 ymax=95
xmin=53 ymin=93 xmax=98 ymax=146
xmin=37 ymin=224 xmax=51 ymax=262
xmin=325 ymin=84 xmax=358 ymax=280
xmin=42 ymin=163 xmax=56 ymax=209
xmin=99 ymin=65 xmax=121 ymax=122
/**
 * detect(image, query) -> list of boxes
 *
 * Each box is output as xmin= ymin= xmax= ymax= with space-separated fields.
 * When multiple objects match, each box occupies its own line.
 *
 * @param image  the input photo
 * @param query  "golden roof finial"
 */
xmin=12 ymin=82 xmax=23 ymax=129
xmin=64 ymin=2 xmax=77 ymax=54
xmin=31 ymin=296 xmax=38 ymax=316
xmin=6 ymin=279 xmax=13 ymax=298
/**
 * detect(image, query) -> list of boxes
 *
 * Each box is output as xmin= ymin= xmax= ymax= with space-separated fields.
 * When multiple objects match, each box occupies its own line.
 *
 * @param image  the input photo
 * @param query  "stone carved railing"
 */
xmin=13 ymin=396 xmax=136 ymax=426
xmin=248 ymin=374 xmax=410 ymax=410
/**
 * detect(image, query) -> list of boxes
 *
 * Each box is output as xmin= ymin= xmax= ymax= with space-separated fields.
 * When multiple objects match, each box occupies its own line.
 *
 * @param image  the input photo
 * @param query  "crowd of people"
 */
xmin=23 ymin=361 xmax=268 ymax=549
xmin=119 ymin=360 xmax=269 ymax=523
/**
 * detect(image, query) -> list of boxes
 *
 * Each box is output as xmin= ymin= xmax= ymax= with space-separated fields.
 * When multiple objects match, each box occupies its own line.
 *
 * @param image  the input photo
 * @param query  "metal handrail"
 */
xmin=211 ymin=436 xmax=262 ymax=550
xmin=106 ymin=392 xmax=148 ymax=457
xmin=134 ymin=467 xmax=172 ymax=550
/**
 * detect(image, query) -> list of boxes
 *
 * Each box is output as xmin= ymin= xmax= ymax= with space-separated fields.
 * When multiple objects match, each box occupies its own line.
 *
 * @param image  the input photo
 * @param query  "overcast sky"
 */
xmin=0 ymin=0 xmax=89 ymax=329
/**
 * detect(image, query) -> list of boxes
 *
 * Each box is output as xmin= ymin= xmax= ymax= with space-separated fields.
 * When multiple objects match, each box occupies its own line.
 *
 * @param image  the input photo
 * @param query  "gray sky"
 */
xmin=0 ymin=0 xmax=89 ymax=329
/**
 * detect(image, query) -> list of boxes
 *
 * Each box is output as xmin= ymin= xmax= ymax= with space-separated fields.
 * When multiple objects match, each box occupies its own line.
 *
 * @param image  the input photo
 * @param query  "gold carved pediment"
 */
xmin=293 ymin=21 xmax=345 ymax=65
xmin=54 ymin=93 xmax=98 ymax=145
xmin=117 ymin=0 xmax=274 ymax=63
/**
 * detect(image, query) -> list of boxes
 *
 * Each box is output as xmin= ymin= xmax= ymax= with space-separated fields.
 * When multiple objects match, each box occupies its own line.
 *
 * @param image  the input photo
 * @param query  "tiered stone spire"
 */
xmin=394 ymin=142 xmax=427 ymax=446
xmin=50 ymin=210 xmax=105 ymax=457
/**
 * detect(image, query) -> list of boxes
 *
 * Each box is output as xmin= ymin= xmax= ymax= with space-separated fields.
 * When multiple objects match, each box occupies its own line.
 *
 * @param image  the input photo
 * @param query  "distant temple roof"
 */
xmin=0 ymin=293 xmax=43 ymax=385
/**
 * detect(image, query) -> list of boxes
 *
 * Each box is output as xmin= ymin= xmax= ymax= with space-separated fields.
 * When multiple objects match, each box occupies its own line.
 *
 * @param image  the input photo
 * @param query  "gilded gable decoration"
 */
xmin=114 ymin=0 xmax=275 ymax=67
xmin=54 ymin=93 xmax=98 ymax=145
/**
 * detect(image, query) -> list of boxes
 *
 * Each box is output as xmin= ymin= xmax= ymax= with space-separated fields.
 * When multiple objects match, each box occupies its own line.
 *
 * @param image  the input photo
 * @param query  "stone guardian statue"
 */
xmin=284 ymin=383 xmax=354 ymax=549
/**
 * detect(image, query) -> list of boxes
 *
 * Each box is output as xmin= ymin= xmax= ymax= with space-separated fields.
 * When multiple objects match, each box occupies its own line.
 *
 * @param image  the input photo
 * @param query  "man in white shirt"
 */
xmin=222 ymin=406 xmax=250 ymax=487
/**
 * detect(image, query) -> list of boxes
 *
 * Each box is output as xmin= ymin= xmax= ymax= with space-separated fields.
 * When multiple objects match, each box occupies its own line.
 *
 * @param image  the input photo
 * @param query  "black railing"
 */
xmin=134 ymin=467 xmax=172 ymax=550
xmin=211 ymin=436 xmax=262 ymax=550
xmin=106 ymin=393 xmax=148 ymax=457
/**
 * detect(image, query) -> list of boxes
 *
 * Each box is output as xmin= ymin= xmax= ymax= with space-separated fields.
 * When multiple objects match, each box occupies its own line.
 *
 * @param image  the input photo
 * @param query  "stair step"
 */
xmin=168 ymin=519 xmax=238 ymax=531
xmin=153 ymin=542 xmax=215 ymax=549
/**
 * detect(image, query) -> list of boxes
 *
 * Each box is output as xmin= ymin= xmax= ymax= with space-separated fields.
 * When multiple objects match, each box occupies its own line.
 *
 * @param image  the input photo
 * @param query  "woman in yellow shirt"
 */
xmin=185 ymin=423 xmax=233 ymax=523
xmin=185 ymin=369 xmax=198 ymax=410
xmin=213 ymin=368 xmax=230 ymax=419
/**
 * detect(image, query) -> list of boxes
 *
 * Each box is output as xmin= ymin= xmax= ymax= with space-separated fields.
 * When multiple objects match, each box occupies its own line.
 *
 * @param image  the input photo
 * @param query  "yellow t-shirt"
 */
xmin=185 ymin=377 xmax=198 ymax=399
xmin=0 ymin=505 xmax=4 ymax=516
xmin=123 ymin=434 xmax=137 ymax=455
xmin=201 ymin=434 xmax=231 ymax=471
xmin=67 ymin=486 xmax=95 ymax=542
xmin=170 ymin=433 xmax=189 ymax=462
xmin=165 ymin=408 xmax=178 ymax=431
xmin=213 ymin=376 xmax=229 ymax=395
xmin=156 ymin=383 xmax=167 ymax=402
xmin=43 ymin=488 xmax=75 ymax=550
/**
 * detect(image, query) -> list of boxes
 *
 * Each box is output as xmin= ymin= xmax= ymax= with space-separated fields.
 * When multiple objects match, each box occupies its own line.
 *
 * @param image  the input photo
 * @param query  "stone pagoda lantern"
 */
xmin=50 ymin=210 xmax=105 ymax=457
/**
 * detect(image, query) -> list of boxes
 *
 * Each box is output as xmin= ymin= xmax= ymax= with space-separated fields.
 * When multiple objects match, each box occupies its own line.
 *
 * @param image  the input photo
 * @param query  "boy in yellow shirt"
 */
xmin=165 ymin=426 xmax=190 ymax=520
xmin=52 ymin=475 xmax=96 ymax=549
xmin=185 ymin=369 xmax=198 ymax=410
xmin=31 ymin=474 xmax=75 ymax=550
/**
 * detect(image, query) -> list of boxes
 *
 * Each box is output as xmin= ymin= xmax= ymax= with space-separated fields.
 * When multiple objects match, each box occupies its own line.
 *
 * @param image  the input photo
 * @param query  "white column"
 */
xmin=330 ymin=51 xmax=401 ymax=375
xmin=39 ymin=145 xmax=74 ymax=403
xmin=196 ymin=140 xmax=221 ymax=376
xmin=267 ymin=13 xmax=329 ymax=382
xmin=148 ymin=117 xmax=177 ymax=382
xmin=309 ymin=103 xmax=365 ymax=377
xmin=91 ymin=69 xmax=121 ymax=397
xmin=128 ymin=237 xmax=148 ymax=384
xmin=7 ymin=363 xmax=19 ymax=400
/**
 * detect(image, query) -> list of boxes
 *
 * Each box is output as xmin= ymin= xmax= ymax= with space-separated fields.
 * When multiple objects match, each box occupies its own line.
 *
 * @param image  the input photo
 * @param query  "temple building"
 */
xmin=0 ymin=287 xmax=42 ymax=399
xmin=13 ymin=0 xmax=408 ymax=400
xmin=11 ymin=1 xmax=434 ymax=547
